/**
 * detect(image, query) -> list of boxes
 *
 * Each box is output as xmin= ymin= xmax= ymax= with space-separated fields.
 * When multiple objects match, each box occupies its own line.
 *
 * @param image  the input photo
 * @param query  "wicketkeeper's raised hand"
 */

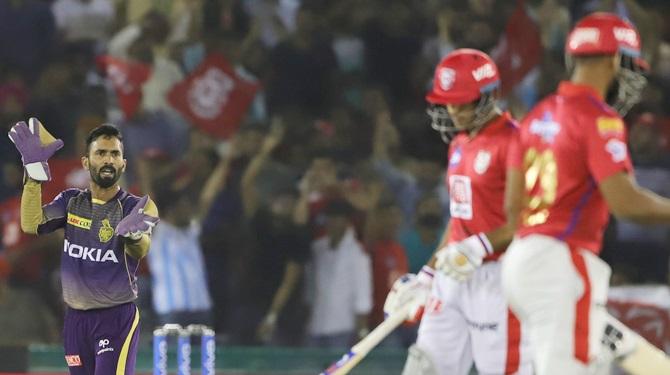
xmin=8 ymin=118 xmax=64 ymax=181
xmin=115 ymin=196 xmax=160 ymax=241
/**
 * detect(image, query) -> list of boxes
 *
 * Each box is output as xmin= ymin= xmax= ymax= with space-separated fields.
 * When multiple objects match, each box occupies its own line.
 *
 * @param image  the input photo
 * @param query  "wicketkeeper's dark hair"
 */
xmin=85 ymin=124 xmax=123 ymax=155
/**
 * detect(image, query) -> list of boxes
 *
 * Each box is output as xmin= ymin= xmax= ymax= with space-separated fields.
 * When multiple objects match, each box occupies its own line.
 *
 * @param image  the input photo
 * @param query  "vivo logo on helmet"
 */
xmin=614 ymin=27 xmax=638 ymax=47
xmin=471 ymin=63 xmax=495 ymax=82
xmin=569 ymin=27 xmax=600 ymax=49
xmin=63 ymin=239 xmax=119 ymax=263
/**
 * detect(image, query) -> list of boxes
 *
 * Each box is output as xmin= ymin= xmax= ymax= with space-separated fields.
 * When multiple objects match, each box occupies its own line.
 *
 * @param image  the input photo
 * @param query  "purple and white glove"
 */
xmin=435 ymin=233 xmax=493 ymax=281
xmin=8 ymin=120 xmax=64 ymax=181
xmin=115 ymin=196 xmax=159 ymax=241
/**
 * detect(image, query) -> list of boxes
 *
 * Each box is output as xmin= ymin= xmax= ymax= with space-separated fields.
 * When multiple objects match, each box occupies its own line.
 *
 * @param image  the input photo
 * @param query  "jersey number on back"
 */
xmin=523 ymin=148 xmax=557 ymax=226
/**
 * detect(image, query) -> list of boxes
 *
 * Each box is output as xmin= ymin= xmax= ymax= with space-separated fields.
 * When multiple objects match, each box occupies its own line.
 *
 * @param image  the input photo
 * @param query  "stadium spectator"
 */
xmin=305 ymin=199 xmax=372 ymax=348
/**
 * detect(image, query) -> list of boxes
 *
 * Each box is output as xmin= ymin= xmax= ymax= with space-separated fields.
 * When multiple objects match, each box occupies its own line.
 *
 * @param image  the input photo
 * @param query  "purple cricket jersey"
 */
xmin=39 ymin=188 xmax=143 ymax=310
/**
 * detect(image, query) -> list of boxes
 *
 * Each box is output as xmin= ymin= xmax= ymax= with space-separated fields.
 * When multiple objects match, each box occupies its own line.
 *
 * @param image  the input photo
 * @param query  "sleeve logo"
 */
xmin=597 ymin=117 xmax=624 ymax=136
xmin=605 ymin=139 xmax=627 ymax=163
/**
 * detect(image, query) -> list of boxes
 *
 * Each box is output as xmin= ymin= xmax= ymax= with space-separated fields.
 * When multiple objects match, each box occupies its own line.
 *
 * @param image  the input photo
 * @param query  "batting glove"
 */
xmin=435 ymin=233 xmax=493 ymax=282
xmin=383 ymin=266 xmax=434 ymax=324
xmin=115 ymin=196 xmax=159 ymax=241
xmin=8 ymin=119 xmax=64 ymax=181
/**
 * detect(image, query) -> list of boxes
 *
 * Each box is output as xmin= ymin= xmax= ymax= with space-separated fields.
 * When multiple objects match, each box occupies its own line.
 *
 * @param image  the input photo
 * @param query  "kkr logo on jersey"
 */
xmin=63 ymin=239 xmax=119 ymax=263
xmin=98 ymin=219 xmax=114 ymax=243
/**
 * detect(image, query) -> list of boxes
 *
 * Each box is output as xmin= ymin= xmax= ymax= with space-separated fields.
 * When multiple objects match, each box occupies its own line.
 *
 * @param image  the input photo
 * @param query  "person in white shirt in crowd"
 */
xmin=306 ymin=199 xmax=372 ymax=348
xmin=51 ymin=0 xmax=115 ymax=44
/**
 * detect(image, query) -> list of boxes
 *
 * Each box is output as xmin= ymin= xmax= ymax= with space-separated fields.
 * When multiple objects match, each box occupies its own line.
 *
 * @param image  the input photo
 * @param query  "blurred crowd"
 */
xmin=1 ymin=0 xmax=670 ymax=350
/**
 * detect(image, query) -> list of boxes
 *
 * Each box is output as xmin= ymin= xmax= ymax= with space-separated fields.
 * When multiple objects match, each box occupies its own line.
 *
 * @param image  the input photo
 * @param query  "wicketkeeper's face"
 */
xmin=83 ymin=136 xmax=126 ymax=189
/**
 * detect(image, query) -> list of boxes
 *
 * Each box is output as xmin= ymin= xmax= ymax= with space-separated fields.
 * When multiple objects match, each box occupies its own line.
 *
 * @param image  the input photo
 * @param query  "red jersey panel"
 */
xmin=0 ymin=196 xmax=44 ymax=282
xmin=446 ymin=112 xmax=520 ymax=257
xmin=515 ymin=82 xmax=633 ymax=253
xmin=370 ymin=240 xmax=409 ymax=326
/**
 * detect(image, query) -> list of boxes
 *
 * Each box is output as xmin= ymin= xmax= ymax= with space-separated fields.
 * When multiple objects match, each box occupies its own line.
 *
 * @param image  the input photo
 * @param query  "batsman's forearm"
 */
xmin=427 ymin=221 xmax=452 ymax=268
xmin=21 ymin=179 xmax=43 ymax=234
xmin=483 ymin=222 xmax=516 ymax=252
xmin=124 ymin=234 xmax=151 ymax=259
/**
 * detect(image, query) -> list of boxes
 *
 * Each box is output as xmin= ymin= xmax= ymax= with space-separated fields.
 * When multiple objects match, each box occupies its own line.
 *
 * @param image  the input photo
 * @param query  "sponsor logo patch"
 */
xmin=449 ymin=147 xmax=462 ymax=166
xmin=97 ymin=338 xmax=114 ymax=355
xmin=449 ymin=175 xmax=473 ymax=220
xmin=471 ymin=63 xmax=496 ymax=82
xmin=67 ymin=213 xmax=92 ymax=230
xmin=465 ymin=319 xmax=499 ymax=331
xmin=569 ymin=27 xmax=600 ymax=49
xmin=65 ymin=355 xmax=82 ymax=366
xmin=438 ymin=67 xmax=456 ymax=91
xmin=474 ymin=150 xmax=492 ymax=175
xmin=529 ymin=111 xmax=561 ymax=143
xmin=63 ymin=239 xmax=119 ymax=263
xmin=597 ymin=117 xmax=624 ymax=135
xmin=614 ymin=27 xmax=639 ymax=48
xmin=606 ymin=139 xmax=627 ymax=163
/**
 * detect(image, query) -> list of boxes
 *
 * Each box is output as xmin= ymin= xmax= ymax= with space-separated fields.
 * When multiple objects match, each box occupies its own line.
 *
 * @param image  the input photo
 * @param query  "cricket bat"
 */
xmin=618 ymin=331 xmax=670 ymax=375
xmin=604 ymin=314 xmax=670 ymax=375
xmin=319 ymin=304 xmax=411 ymax=375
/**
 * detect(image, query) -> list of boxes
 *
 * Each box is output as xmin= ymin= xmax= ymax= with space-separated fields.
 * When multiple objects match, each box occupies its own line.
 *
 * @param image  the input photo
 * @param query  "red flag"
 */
xmin=491 ymin=0 xmax=542 ymax=95
xmin=167 ymin=54 xmax=260 ymax=140
xmin=608 ymin=286 xmax=670 ymax=351
xmin=96 ymin=55 xmax=152 ymax=120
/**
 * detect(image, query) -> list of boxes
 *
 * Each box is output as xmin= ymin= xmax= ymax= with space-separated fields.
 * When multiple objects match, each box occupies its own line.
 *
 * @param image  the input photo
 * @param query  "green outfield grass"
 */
xmin=26 ymin=344 xmax=408 ymax=374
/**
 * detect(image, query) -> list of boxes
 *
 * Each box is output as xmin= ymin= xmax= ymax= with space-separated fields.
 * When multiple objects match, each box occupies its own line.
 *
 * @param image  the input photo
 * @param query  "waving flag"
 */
xmin=490 ymin=0 xmax=543 ymax=95
xmin=168 ymin=54 xmax=260 ymax=139
xmin=97 ymin=55 xmax=151 ymax=120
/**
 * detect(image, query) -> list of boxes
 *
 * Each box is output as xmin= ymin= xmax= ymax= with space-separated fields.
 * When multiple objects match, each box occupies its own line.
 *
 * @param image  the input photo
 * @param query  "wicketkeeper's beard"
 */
xmin=90 ymin=165 xmax=121 ymax=189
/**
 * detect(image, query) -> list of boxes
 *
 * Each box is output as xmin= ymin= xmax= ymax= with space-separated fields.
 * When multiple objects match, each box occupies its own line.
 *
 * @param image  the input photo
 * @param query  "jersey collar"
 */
xmin=557 ymin=81 xmax=603 ymax=101
xmin=479 ymin=111 xmax=514 ymax=136
xmin=87 ymin=187 xmax=126 ymax=204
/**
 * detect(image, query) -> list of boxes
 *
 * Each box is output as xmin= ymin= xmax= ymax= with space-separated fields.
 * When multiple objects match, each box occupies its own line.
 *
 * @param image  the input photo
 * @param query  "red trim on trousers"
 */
xmin=505 ymin=309 xmax=522 ymax=374
xmin=569 ymin=248 xmax=591 ymax=363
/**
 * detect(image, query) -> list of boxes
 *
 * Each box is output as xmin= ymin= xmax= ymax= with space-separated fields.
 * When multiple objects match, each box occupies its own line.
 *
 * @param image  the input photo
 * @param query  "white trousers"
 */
xmin=416 ymin=262 xmax=533 ymax=375
xmin=501 ymin=234 xmax=612 ymax=375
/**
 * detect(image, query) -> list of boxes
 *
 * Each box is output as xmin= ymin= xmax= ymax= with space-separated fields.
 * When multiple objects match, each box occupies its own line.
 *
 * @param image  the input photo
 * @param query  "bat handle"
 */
xmin=319 ymin=304 xmax=411 ymax=375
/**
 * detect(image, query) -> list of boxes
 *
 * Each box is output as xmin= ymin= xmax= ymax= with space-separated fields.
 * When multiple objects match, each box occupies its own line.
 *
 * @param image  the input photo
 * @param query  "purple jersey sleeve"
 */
xmin=37 ymin=189 xmax=82 ymax=235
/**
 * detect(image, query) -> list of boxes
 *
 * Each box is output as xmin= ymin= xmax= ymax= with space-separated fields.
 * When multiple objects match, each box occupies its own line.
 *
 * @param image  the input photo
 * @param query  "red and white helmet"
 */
xmin=426 ymin=49 xmax=501 ymax=143
xmin=426 ymin=48 xmax=500 ymax=105
xmin=566 ymin=12 xmax=648 ymax=115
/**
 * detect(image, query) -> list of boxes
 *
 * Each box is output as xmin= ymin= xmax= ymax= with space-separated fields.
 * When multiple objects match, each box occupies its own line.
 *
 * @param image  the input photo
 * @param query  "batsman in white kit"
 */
xmin=383 ymin=49 xmax=533 ymax=375
xmin=502 ymin=12 xmax=670 ymax=375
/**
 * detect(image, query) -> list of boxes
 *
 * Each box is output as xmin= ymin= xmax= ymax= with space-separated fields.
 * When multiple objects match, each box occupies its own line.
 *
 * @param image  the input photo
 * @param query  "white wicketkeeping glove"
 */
xmin=435 ymin=233 xmax=493 ymax=282
xmin=383 ymin=266 xmax=434 ymax=324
